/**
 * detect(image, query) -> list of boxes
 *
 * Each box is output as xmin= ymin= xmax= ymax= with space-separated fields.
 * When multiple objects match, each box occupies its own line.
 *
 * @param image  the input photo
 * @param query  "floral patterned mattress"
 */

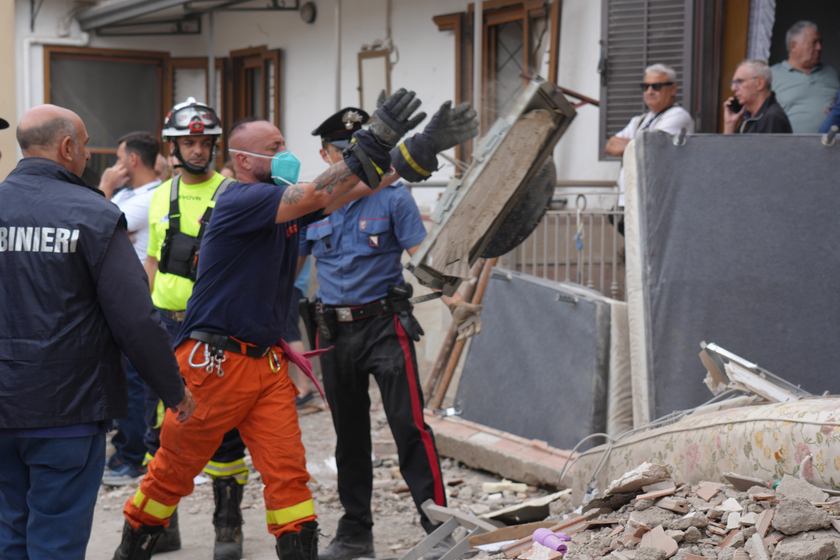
xmin=566 ymin=398 xmax=840 ymax=503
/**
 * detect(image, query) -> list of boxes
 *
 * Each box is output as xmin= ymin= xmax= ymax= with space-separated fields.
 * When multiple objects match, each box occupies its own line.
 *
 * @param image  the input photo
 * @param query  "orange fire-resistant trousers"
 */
xmin=123 ymin=340 xmax=316 ymax=537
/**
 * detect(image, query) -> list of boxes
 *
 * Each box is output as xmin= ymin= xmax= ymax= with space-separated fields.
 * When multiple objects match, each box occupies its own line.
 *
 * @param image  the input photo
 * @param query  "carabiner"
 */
xmin=269 ymin=351 xmax=282 ymax=373
xmin=209 ymin=353 xmax=226 ymax=377
xmin=188 ymin=340 xmax=210 ymax=369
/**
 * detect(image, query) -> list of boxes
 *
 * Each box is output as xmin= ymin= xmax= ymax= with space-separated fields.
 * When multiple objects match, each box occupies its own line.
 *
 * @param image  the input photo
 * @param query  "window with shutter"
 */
xmin=599 ymin=0 xmax=694 ymax=160
xmin=434 ymin=1 xmax=561 ymax=168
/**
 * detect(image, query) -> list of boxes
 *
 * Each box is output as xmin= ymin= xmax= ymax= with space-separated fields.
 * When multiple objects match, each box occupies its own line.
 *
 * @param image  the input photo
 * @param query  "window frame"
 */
xmin=229 ymin=45 xmax=283 ymax=133
xmin=434 ymin=0 xmax=561 ymax=168
xmin=43 ymin=45 xmax=171 ymax=155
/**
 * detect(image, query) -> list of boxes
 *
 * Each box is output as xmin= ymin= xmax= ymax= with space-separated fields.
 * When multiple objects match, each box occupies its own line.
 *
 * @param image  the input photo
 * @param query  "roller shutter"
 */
xmin=599 ymin=0 xmax=694 ymax=159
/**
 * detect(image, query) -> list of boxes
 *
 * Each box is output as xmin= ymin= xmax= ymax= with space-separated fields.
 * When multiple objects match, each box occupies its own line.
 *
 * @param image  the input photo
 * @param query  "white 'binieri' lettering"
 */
xmin=0 ymin=227 xmax=80 ymax=253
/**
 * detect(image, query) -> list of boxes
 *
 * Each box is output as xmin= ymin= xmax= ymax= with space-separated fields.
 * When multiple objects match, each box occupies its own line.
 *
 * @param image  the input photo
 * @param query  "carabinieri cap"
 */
xmin=311 ymin=107 xmax=370 ymax=149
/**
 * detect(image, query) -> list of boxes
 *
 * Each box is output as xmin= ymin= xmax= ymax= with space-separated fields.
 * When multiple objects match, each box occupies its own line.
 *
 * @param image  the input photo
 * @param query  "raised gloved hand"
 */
xmin=368 ymin=88 xmax=426 ymax=149
xmin=391 ymin=100 xmax=479 ymax=182
xmin=347 ymin=88 xmax=426 ymax=189
xmin=450 ymin=300 xmax=483 ymax=341
xmin=424 ymin=101 xmax=480 ymax=153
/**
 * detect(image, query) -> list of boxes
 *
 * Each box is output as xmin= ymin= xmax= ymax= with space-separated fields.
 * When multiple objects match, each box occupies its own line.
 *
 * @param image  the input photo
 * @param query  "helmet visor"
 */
xmin=172 ymin=106 xmax=218 ymax=128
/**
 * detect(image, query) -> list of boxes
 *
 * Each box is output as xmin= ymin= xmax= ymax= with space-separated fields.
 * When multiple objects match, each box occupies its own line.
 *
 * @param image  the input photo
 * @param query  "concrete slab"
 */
xmin=425 ymin=410 xmax=574 ymax=488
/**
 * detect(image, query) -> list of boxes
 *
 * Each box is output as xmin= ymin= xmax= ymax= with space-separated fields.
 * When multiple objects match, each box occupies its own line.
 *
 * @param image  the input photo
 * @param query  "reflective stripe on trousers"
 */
xmin=124 ymin=342 xmax=315 ymax=536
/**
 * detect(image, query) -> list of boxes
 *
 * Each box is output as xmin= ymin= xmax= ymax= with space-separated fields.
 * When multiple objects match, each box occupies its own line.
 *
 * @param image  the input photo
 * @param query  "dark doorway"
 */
xmin=769 ymin=1 xmax=840 ymax=69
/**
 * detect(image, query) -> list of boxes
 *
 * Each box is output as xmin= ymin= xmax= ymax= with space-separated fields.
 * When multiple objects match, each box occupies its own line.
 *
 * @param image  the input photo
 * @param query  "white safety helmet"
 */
xmin=163 ymin=97 xmax=223 ymax=174
xmin=163 ymin=97 xmax=223 ymax=138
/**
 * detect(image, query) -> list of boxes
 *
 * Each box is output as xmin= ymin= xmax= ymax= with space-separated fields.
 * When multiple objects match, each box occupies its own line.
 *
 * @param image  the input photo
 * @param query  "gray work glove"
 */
xmin=368 ymin=88 xmax=426 ymax=149
xmin=450 ymin=301 xmax=483 ymax=341
xmin=423 ymin=101 xmax=480 ymax=153
xmin=390 ymin=100 xmax=479 ymax=182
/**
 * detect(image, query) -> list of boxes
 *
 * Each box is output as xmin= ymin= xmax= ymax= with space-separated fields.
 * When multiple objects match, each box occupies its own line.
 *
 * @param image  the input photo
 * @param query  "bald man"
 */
xmin=0 ymin=104 xmax=194 ymax=560
xmin=115 ymin=90 xmax=461 ymax=560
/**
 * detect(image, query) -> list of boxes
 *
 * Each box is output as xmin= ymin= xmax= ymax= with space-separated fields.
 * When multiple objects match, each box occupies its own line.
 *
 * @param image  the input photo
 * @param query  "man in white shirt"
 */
xmin=606 ymin=63 xmax=694 ymax=210
xmin=100 ymin=131 xmax=162 ymax=262
xmin=98 ymin=131 xmax=163 ymax=486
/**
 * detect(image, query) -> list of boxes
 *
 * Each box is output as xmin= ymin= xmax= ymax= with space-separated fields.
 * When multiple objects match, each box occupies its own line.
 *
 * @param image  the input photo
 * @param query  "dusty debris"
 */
xmin=775 ymin=474 xmax=829 ymax=503
xmin=722 ymin=472 xmax=769 ymax=493
xmin=464 ymin=459 xmax=840 ymax=560
xmin=771 ymin=496 xmax=833 ymax=535
xmin=482 ymin=490 xmax=570 ymax=525
xmin=636 ymin=487 xmax=677 ymax=502
xmin=683 ymin=526 xmax=702 ymax=543
xmin=606 ymin=462 xmax=671 ymax=495
xmin=483 ymin=480 xmax=530 ymax=494
xmin=517 ymin=542 xmax=562 ymax=560
xmin=635 ymin=547 xmax=667 ymax=560
xmin=695 ymin=482 xmax=721 ymax=502
xmin=773 ymin=538 xmax=836 ymax=560
xmin=639 ymin=525 xmax=679 ymax=558
xmin=744 ymin=533 xmax=770 ymax=560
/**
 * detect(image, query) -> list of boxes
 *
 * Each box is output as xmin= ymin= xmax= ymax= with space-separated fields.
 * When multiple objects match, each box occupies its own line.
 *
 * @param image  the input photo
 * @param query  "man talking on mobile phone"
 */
xmin=723 ymin=59 xmax=792 ymax=135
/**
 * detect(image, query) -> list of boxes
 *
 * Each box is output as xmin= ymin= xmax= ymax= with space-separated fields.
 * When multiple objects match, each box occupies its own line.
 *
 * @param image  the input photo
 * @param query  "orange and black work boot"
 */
xmin=112 ymin=520 xmax=164 ymax=560
xmin=150 ymin=507 xmax=181 ymax=554
xmin=213 ymin=476 xmax=244 ymax=560
xmin=277 ymin=521 xmax=319 ymax=560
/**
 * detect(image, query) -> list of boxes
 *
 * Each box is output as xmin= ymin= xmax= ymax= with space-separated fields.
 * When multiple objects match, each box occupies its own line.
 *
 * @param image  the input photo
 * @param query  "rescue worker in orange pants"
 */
xmin=144 ymin=96 xmax=251 ymax=559
xmin=114 ymin=88 xmax=439 ymax=560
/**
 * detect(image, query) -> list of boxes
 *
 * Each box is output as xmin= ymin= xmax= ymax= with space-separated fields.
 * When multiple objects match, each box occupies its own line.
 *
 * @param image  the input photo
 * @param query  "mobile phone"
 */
xmin=727 ymin=98 xmax=742 ymax=113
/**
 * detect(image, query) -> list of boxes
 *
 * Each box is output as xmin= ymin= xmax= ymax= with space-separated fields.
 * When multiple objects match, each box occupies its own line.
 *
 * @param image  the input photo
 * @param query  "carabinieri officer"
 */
xmin=0 ymin=104 xmax=194 ymax=560
xmin=302 ymin=106 xmax=482 ymax=560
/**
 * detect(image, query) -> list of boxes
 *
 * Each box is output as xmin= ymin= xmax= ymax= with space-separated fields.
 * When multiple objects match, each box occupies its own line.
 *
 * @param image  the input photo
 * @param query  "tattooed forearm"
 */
xmin=281 ymin=185 xmax=304 ymax=205
xmin=313 ymin=161 xmax=356 ymax=195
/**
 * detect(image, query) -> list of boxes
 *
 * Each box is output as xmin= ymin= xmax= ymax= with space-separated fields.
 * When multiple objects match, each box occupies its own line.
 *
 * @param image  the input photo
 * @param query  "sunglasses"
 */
xmin=639 ymin=82 xmax=674 ymax=92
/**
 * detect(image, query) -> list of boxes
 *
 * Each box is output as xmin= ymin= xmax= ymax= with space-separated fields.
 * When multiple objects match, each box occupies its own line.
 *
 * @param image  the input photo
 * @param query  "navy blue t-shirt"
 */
xmin=175 ymin=181 xmax=322 ymax=348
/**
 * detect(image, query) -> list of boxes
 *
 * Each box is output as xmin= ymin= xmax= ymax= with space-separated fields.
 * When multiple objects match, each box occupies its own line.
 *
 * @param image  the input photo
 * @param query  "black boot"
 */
xmin=113 ymin=521 xmax=164 ymax=560
xmin=277 ymin=522 xmax=318 ymax=560
xmin=300 ymin=521 xmax=319 ymax=560
xmin=212 ymin=477 xmax=244 ymax=560
xmin=317 ymin=531 xmax=374 ymax=560
xmin=150 ymin=507 xmax=181 ymax=555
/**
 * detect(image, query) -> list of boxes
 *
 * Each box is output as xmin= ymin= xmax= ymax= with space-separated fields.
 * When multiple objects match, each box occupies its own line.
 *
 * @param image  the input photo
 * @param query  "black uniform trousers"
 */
xmin=317 ymin=310 xmax=446 ymax=536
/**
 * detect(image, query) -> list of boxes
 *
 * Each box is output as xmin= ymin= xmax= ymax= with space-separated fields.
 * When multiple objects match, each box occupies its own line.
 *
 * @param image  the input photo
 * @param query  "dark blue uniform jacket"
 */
xmin=0 ymin=158 xmax=184 ymax=429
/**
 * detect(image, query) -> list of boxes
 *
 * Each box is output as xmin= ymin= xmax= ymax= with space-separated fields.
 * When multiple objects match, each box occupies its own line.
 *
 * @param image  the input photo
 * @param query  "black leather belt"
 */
xmin=188 ymin=331 xmax=271 ymax=358
xmin=329 ymin=300 xmax=394 ymax=323
xmin=163 ymin=309 xmax=186 ymax=322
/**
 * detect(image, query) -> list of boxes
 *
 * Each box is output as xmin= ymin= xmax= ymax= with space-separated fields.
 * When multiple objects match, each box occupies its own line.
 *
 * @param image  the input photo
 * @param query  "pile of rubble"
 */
xmin=473 ymin=463 xmax=840 ymax=560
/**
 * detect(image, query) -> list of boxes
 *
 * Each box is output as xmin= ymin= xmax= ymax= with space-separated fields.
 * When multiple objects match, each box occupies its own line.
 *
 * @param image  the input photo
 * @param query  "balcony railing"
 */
xmin=496 ymin=207 xmax=626 ymax=300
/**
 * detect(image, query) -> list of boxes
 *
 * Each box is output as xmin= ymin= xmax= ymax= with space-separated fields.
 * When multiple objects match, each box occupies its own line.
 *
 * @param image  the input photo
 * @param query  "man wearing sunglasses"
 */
xmin=723 ymin=60 xmax=792 ymax=135
xmin=605 ymin=64 xmax=693 ymax=221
